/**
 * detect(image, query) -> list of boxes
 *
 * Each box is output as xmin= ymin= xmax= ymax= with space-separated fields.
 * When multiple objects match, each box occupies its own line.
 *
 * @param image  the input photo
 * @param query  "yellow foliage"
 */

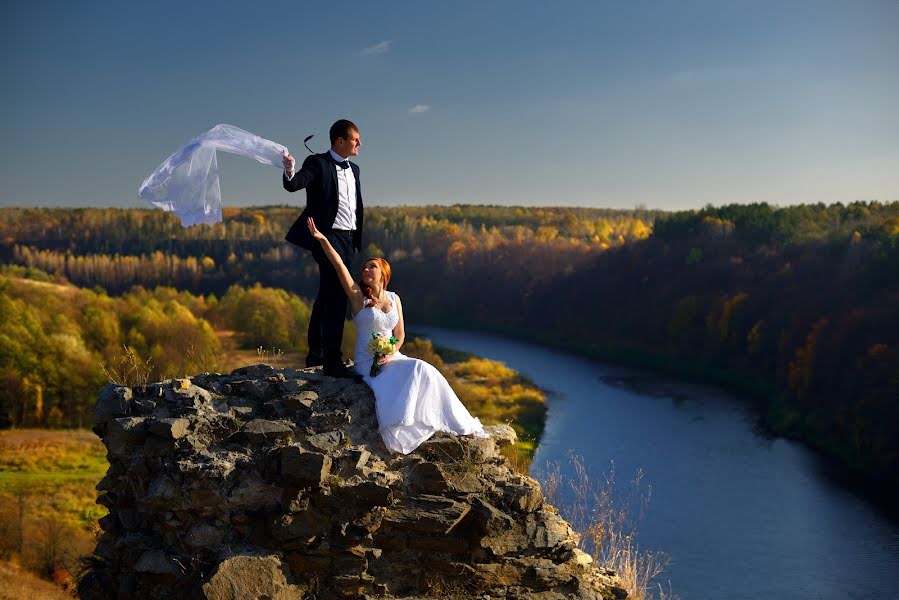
xmin=628 ymin=218 xmax=651 ymax=239
xmin=452 ymin=357 xmax=516 ymax=384
xmin=401 ymin=340 xmax=546 ymax=465
xmin=718 ymin=292 xmax=748 ymax=342
xmin=882 ymin=217 xmax=899 ymax=236
xmin=747 ymin=320 xmax=764 ymax=354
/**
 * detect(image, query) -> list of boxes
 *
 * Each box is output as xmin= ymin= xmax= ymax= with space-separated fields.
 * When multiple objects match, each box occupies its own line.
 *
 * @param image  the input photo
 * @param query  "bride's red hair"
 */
xmin=361 ymin=257 xmax=391 ymax=306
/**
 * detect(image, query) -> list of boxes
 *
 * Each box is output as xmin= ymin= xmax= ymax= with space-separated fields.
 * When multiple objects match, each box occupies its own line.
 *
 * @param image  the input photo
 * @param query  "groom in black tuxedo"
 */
xmin=282 ymin=119 xmax=363 ymax=378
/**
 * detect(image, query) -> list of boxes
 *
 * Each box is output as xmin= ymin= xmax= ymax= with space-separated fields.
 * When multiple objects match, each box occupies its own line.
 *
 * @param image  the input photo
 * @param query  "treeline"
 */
xmin=0 ymin=205 xmax=659 ymax=251
xmin=1 ymin=206 xmax=656 ymax=297
xmin=402 ymin=201 xmax=899 ymax=485
xmin=2 ymin=202 xmax=897 ymax=486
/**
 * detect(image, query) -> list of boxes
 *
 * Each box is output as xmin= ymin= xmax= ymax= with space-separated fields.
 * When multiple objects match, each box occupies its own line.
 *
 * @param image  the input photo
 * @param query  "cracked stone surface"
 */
xmin=80 ymin=364 xmax=627 ymax=600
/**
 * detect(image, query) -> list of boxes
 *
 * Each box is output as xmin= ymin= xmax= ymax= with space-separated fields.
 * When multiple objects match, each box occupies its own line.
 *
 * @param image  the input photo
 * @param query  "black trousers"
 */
xmin=307 ymin=230 xmax=355 ymax=368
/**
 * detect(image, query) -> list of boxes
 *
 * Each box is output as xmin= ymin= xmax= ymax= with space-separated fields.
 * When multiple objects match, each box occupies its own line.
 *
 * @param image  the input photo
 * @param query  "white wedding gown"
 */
xmin=353 ymin=291 xmax=488 ymax=454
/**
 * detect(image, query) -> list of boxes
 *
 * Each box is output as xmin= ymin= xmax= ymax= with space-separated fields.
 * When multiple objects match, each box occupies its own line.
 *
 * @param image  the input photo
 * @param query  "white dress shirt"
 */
xmin=329 ymin=149 xmax=357 ymax=231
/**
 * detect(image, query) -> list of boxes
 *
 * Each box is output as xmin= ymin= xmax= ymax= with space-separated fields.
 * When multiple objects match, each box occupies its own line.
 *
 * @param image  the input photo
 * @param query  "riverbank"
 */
xmin=403 ymin=336 xmax=546 ymax=469
xmin=419 ymin=318 xmax=899 ymax=514
xmin=416 ymin=324 xmax=899 ymax=600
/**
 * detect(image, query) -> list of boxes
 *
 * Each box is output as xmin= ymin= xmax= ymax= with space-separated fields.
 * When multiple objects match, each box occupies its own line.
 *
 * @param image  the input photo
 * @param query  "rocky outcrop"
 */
xmin=80 ymin=364 xmax=626 ymax=599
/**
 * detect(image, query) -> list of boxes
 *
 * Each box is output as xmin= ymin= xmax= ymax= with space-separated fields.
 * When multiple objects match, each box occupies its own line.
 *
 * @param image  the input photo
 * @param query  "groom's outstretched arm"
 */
xmin=283 ymin=154 xmax=319 ymax=192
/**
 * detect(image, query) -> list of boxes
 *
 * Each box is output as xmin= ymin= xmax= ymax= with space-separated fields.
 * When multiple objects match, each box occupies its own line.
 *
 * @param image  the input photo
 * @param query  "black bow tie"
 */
xmin=335 ymin=160 xmax=350 ymax=170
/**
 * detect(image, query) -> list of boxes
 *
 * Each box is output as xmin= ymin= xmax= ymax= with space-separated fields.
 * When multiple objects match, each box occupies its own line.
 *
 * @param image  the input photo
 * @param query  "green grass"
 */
xmin=0 ymin=430 xmax=108 ymax=531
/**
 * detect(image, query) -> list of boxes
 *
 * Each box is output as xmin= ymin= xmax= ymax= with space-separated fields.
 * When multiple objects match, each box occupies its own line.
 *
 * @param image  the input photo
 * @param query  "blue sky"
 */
xmin=1 ymin=0 xmax=897 ymax=210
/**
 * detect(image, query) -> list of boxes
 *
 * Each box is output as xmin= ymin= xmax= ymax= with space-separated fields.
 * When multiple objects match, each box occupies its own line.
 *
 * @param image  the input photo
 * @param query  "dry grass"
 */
xmin=101 ymin=344 xmax=153 ymax=387
xmin=540 ymin=454 xmax=676 ymax=600
xmin=0 ymin=560 xmax=74 ymax=599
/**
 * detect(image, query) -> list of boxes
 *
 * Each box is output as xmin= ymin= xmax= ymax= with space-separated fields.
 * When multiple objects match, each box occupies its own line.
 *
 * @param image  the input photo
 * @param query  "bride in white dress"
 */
xmin=306 ymin=218 xmax=488 ymax=454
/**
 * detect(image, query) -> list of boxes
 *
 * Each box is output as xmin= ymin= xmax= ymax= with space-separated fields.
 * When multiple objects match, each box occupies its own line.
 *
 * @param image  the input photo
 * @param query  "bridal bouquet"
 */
xmin=367 ymin=332 xmax=398 ymax=377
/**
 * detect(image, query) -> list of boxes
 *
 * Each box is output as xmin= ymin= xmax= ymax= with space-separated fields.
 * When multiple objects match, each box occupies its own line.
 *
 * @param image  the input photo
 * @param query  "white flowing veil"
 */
xmin=138 ymin=124 xmax=288 ymax=226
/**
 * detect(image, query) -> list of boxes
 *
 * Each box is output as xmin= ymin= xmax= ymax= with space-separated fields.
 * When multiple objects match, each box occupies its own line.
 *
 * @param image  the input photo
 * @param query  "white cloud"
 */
xmin=408 ymin=104 xmax=431 ymax=114
xmin=362 ymin=40 xmax=392 ymax=55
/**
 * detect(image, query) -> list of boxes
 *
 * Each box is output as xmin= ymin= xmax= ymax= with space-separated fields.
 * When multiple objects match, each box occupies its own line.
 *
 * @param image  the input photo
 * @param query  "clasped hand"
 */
xmin=282 ymin=149 xmax=295 ymax=176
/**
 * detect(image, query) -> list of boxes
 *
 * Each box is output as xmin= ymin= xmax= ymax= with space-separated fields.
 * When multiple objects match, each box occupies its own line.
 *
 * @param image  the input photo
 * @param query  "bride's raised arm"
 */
xmin=306 ymin=218 xmax=364 ymax=314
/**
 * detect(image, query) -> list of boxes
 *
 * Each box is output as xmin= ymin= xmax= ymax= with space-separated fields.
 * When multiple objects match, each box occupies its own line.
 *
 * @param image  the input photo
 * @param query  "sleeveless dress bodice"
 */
xmin=352 ymin=291 xmax=400 ymax=373
xmin=351 ymin=291 xmax=487 ymax=454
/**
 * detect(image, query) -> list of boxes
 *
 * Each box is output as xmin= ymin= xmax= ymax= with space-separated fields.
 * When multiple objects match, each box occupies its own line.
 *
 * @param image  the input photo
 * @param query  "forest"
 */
xmin=0 ymin=269 xmax=546 ymax=593
xmin=1 ymin=202 xmax=897 ymax=488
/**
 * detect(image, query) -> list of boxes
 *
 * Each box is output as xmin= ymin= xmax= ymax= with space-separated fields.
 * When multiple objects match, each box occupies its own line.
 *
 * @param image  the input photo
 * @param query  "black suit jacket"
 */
xmin=283 ymin=152 xmax=363 ymax=251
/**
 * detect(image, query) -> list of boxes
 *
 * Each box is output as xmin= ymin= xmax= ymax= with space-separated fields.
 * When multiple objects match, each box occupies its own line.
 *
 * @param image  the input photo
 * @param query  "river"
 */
xmin=415 ymin=326 xmax=899 ymax=600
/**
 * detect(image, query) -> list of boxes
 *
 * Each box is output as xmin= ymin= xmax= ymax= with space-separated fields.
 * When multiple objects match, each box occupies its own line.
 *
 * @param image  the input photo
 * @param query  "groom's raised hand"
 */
xmin=282 ymin=149 xmax=295 ymax=178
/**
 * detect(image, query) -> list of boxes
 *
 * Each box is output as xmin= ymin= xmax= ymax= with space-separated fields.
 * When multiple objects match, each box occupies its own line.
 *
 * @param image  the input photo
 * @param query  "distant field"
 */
xmin=0 ymin=430 xmax=107 ymax=528
xmin=0 ymin=429 xmax=106 ymax=475
xmin=0 ymin=429 xmax=106 ymax=596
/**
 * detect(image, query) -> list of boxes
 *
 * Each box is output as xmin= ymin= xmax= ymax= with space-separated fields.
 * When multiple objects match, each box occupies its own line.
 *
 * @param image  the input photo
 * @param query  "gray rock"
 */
xmin=384 ymin=495 xmax=471 ymax=534
xmin=408 ymin=461 xmax=451 ymax=494
xmin=164 ymin=379 xmax=213 ymax=407
xmin=283 ymin=390 xmax=317 ymax=413
xmin=503 ymin=483 xmax=545 ymax=513
xmin=134 ymin=550 xmax=181 ymax=576
xmin=201 ymin=554 xmax=304 ymax=600
xmin=310 ymin=409 xmax=351 ymax=429
xmin=485 ymin=423 xmax=517 ymax=447
xmin=231 ymin=378 xmax=273 ymax=400
xmin=473 ymin=498 xmax=516 ymax=537
xmin=336 ymin=448 xmax=371 ymax=477
xmin=229 ymin=363 xmax=277 ymax=378
xmin=305 ymin=429 xmax=346 ymax=453
xmin=106 ymin=416 xmax=147 ymax=455
xmin=146 ymin=475 xmax=178 ymax=506
xmin=228 ymin=477 xmax=283 ymax=511
xmin=237 ymin=418 xmax=293 ymax=444
xmin=526 ymin=510 xmax=574 ymax=550
xmin=148 ymin=417 xmax=190 ymax=439
xmin=186 ymin=523 xmax=224 ymax=547
xmin=228 ymin=477 xmax=282 ymax=511
xmin=280 ymin=445 xmax=331 ymax=487
xmin=417 ymin=434 xmax=465 ymax=461
xmin=281 ymin=379 xmax=313 ymax=394
xmin=131 ymin=397 xmax=157 ymax=415
xmin=319 ymin=377 xmax=356 ymax=398
xmin=82 ymin=367 xmax=627 ymax=600
xmin=330 ymin=480 xmax=393 ymax=514
xmin=271 ymin=511 xmax=329 ymax=543
xmin=95 ymin=385 xmax=133 ymax=424
xmin=226 ymin=396 xmax=257 ymax=414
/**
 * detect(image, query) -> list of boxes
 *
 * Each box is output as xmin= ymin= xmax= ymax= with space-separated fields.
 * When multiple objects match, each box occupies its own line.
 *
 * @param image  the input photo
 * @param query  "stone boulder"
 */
xmin=80 ymin=364 xmax=626 ymax=600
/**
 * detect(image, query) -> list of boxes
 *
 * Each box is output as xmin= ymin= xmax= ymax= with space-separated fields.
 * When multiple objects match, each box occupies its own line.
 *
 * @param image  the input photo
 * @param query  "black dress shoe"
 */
xmin=323 ymin=363 xmax=362 ymax=380
xmin=305 ymin=354 xmax=323 ymax=368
